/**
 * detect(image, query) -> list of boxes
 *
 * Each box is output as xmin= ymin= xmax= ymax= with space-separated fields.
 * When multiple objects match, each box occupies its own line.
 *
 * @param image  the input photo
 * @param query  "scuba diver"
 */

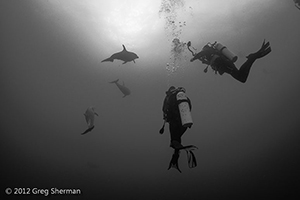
xmin=188 ymin=40 xmax=271 ymax=83
xmin=160 ymin=86 xmax=197 ymax=173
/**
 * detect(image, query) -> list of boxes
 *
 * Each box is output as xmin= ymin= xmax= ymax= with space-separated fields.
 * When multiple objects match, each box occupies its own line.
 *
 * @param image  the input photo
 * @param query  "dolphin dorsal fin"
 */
xmin=122 ymin=44 xmax=127 ymax=51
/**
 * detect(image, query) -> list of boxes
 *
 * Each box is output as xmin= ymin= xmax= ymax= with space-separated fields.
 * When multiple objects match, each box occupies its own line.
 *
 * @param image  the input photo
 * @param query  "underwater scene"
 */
xmin=1 ymin=0 xmax=300 ymax=199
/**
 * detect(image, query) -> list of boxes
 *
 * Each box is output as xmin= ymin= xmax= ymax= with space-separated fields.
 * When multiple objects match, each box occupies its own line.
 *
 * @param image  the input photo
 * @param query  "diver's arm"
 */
xmin=190 ymin=48 xmax=216 ymax=65
xmin=187 ymin=97 xmax=192 ymax=111
xmin=162 ymin=97 xmax=168 ymax=120
xmin=190 ymin=51 xmax=206 ymax=62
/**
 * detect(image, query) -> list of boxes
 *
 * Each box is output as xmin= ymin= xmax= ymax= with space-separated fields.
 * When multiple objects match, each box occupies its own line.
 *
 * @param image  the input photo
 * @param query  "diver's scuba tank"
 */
xmin=176 ymin=90 xmax=193 ymax=128
xmin=214 ymin=43 xmax=238 ymax=63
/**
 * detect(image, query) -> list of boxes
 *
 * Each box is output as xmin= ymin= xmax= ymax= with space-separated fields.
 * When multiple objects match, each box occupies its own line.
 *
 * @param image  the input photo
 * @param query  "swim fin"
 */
xmin=168 ymin=150 xmax=181 ymax=173
xmin=246 ymin=39 xmax=271 ymax=60
xmin=186 ymin=150 xmax=197 ymax=168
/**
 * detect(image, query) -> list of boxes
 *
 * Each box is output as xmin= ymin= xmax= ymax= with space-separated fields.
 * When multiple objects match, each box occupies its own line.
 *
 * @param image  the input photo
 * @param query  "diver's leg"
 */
xmin=217 ymin=52 xmax=261 ymax=83
xmin=218 ymin=55 xmax=257 ymax=83
xmin=168 ymin=149 xmax=181 ymax=173
xmin=231 ymin=59 xmax=256 ymax=83
xmin=215 ymin=58 xmax=245 ymax=82
xmin=169 ymin=121 xmax=187 ymax=149
xmin=229 ymin=40 xmax=271 ymax=83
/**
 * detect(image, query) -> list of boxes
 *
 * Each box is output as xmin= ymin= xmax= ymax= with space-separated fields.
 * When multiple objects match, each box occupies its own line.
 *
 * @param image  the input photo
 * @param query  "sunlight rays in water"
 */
xmin=103 ymin=0 xmax=162 ymax=46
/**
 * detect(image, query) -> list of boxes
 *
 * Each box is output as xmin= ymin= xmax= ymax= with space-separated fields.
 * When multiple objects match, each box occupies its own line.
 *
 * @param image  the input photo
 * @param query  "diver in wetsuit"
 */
xmin=161 ymin=86 xmax=197 ymax=173
xmin=188 ymin=40 xmax=271 ymax=83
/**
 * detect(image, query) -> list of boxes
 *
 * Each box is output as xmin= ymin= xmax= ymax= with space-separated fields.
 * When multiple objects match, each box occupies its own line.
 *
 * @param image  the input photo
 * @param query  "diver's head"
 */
xmin=166 ymin=86 xmax=176 ymax=95
xmin=202 ymin=44 xmax=210 ymax=51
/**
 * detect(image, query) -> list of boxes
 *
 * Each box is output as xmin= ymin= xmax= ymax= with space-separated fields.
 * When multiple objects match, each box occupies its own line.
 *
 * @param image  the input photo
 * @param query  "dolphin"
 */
xmin=82 ymin=107 xmax=98 ymax=135
xmin=109 ymin=79 xmax=131 ymax=98
xmin=102 ymin=45 xmax=139 ymax=64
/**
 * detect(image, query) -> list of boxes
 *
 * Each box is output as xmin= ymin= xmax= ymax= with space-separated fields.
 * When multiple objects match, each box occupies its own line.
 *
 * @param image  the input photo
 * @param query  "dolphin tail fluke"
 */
xmin=81 ymin=126 xmax=95 ymax=135
xmin=101 ymin=57 xmax=114 ymax=62
xmin=109 ymin=79 xmax=119 ymax=84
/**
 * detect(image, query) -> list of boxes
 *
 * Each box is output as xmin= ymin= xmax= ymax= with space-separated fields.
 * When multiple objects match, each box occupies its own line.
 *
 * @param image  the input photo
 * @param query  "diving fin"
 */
xmin=186 ymin=150 xmax=197 ymax=168
xmin=168 ymin=150 xmax=182 ymax=173
xmin=246 ymin=39 xmax=272 ymax=60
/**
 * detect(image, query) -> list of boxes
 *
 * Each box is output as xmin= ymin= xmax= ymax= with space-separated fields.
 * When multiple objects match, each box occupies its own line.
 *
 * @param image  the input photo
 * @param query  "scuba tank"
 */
xmin=176 ymin=90 xmax=193 ymax=128
xmin=214 ymin=43 xmax=238 ymax=63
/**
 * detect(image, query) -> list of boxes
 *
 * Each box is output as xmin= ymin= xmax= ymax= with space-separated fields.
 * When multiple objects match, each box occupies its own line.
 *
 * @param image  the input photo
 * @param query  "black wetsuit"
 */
xmin=162 ymin=89 xmax=191 ymax=145
xmin=191 ymin=45 xmax=259 ymax=83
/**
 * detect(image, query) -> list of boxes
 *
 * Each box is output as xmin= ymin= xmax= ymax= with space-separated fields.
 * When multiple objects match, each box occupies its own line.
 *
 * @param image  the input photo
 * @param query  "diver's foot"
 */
xmin=170 ymin=141 xmax=184 ymax=150
xmin=246 ymin=39 xmax=271 ymax=60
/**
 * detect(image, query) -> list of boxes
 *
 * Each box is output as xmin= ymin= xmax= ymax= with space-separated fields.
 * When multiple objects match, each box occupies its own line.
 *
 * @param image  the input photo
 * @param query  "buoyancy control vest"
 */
xmin=201 ymin=42 xmax=238 ymax=74
xmin=164 ymin=87 xmax=192 ymax=127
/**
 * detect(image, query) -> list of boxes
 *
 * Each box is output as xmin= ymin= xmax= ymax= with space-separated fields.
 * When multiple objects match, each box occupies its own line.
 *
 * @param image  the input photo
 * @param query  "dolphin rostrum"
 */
xmin=109 ymin=79 xmax=131 ymax=98
xmin=82 ymin=107 xmax=98 ymax=135
xmin=102 ymin=45 xmax=139 ymax=64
